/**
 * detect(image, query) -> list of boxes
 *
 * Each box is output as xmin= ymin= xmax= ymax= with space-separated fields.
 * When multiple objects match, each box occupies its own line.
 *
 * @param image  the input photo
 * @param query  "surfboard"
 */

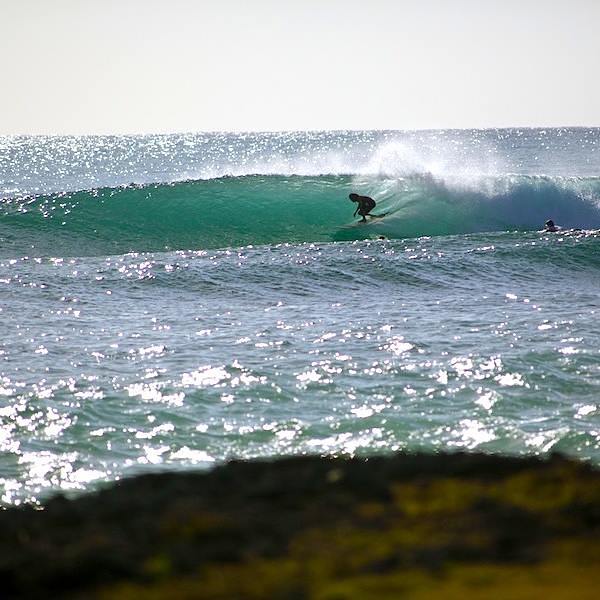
xmin=348 ymin=213 xmax=389 ymax=225
xmin=355 ymin=212 xmax=388 ymax=223
xmin=335 ymin=212 xmax=390 ymax=238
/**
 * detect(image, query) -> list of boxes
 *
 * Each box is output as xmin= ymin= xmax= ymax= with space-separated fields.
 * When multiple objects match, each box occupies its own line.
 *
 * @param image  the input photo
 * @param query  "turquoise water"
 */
xmin=1 ymin=129 xmax=599 ymax=504
xmin=3 ymin=173 xmax=600 ymax=256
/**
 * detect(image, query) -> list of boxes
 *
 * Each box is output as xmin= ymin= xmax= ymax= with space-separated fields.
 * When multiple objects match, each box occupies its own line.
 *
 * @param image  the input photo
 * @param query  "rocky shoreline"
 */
xmin=1 ymin=452 xmax=598 ymax=598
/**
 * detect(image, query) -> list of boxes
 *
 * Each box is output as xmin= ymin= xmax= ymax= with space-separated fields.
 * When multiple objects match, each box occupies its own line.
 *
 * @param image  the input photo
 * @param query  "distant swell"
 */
xmin=1 ymin=174 xmax=600 ymax=257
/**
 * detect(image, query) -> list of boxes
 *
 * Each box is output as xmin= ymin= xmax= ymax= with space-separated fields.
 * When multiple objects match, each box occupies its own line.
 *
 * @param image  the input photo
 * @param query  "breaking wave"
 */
xmin=1 ymin=172 xmax=600 ymax=257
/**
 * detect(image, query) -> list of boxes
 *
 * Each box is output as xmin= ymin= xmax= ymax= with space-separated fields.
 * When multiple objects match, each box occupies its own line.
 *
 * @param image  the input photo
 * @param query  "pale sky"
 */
xmin=1 ymin=0 xmax=599 ymax=134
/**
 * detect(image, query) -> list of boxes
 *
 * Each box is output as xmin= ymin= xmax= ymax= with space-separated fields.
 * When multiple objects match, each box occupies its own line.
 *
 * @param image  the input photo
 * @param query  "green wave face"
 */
xmin=2 ymin=174 xmax=600 ymax=257
xmin=0 ymin=176 xmax=356 ymax=257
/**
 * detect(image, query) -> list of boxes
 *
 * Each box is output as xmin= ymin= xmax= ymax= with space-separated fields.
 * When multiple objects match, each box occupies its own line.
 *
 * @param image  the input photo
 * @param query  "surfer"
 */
xmin=544 ymin=219 xmax=559 ymax=232
xmin=349 ymin=193 xmax=376 ymax=222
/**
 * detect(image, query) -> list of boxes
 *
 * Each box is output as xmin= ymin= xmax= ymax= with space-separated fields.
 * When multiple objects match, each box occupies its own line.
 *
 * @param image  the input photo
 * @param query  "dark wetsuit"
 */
xmin=355 ymin=195 xmax=376 ymax=219
xmin=358 ymin=196 xmax=376 ymax=215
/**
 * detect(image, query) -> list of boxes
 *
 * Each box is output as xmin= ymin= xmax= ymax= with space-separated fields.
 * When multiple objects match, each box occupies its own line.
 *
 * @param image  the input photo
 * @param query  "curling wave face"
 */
xmin=1 ymin=173 xmax=600 ymax=257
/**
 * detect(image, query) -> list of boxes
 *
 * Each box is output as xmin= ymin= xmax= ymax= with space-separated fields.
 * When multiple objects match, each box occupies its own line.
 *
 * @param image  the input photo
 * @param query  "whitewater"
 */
xmin=0 ymin=128 xmax=599 ymax=505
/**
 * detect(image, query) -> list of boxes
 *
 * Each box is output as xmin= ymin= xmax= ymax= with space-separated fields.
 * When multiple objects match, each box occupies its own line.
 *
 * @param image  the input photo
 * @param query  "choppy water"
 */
xmin=1 ymin=129 xmax=599 ymax=505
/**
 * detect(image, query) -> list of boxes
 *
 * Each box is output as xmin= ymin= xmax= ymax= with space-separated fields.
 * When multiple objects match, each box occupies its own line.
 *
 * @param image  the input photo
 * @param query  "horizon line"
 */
xmin=2 ymin=124 xmax=600 ymax=138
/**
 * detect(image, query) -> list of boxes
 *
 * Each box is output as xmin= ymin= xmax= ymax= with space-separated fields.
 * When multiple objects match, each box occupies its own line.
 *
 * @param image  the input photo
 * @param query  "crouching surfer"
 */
xmin=544 ymin=219 xmax=559 ymax=232
xmin=349 ymin=193 xmax=376 ymax=222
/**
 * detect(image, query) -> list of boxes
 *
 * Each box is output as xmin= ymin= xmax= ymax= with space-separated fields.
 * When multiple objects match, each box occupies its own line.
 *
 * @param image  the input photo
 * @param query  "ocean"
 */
xmin=1 ymin=128 xmax=599 ymax=505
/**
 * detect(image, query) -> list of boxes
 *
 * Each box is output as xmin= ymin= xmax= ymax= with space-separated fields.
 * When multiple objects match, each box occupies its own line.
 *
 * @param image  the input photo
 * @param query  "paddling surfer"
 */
xmin=349 ymin=193 xmax=376 ymax=222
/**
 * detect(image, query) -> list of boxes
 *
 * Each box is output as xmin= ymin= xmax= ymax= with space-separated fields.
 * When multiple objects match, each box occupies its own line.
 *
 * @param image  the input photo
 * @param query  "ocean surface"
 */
xmin=1 ymin=128 xmax=599 ymax=505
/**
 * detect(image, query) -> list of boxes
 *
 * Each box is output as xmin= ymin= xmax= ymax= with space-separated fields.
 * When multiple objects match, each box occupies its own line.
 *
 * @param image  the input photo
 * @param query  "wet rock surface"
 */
xmin=1 ymin=452 xmax=599 ymax=598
